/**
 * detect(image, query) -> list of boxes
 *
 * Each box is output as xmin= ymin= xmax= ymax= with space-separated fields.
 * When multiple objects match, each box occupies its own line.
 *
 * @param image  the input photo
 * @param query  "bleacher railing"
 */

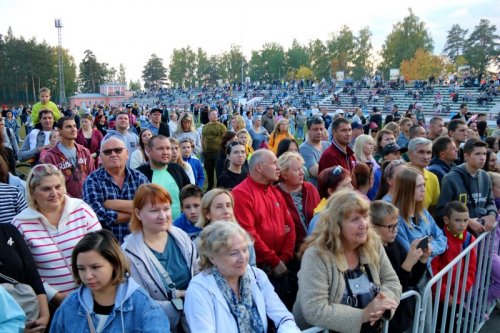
xmin=301 ymin=224 xmax=498 ymax=333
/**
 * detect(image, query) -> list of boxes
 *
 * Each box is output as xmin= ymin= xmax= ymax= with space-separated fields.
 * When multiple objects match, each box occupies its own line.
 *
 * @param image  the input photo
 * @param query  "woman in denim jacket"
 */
xmin=50 ymin=230 xmax=170 ymax=333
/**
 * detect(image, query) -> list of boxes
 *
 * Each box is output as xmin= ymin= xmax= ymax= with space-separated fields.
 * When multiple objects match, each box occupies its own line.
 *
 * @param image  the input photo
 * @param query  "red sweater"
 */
xmin=232 ymin=176 xmax=296 ymax=268
xmin=276 ymin=181 xmax=320 ymax=250
xmin=431 ymin=228 xmax=476 ymax=303
xmin=318 ymin=140 xmax=356 ymax=174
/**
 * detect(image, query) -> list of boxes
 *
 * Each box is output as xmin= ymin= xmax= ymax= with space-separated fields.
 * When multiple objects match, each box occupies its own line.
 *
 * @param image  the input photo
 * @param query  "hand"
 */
xmin=482 ymin=215 xmax=496 ymax=232
xmin=25 ymin=320 xmax=46 ymax=333
xmin=402 ymin=239 xmax=424 ymax=271
xmin=37 ymin=144 xmax=52 ymax=152
xmin=420 ymin=243 xmax=433 ymax=263
xmin=362 ymin=292 xmax=398 ymax=326
xmin=52 ymin=291 xmax=68 ymax=305
xmin=175 ymin=290 xmax=186 ymax=299
xmin=468 ymin=218 xmax=485 ymax=234
xmin=272 ymin=261 xmax=288 ymax=277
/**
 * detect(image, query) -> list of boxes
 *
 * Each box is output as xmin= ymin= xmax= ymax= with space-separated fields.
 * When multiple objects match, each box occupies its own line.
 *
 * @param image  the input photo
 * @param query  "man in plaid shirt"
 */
xmin=83 ymin=136 xmax=149 ymax=243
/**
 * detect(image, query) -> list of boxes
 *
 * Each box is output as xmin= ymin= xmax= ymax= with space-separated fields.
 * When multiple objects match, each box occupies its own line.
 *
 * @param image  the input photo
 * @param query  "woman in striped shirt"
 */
xmin=12 ymin=164 xmax=101 ymax=309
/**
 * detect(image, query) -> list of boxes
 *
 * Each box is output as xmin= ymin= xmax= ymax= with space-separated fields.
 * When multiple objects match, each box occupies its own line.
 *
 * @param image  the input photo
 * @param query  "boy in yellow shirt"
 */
xmin=31 ymin=87 xmax=62 ymax=125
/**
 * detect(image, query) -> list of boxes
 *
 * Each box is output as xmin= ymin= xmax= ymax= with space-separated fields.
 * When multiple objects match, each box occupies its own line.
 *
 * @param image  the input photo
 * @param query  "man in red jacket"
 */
xmin=232 ymin=149 xmax=296 ymax=275
xmin=41 ymin=117 xmax=94 ymax=198
xmin=318 ymin=117 xmax=356 ymax=173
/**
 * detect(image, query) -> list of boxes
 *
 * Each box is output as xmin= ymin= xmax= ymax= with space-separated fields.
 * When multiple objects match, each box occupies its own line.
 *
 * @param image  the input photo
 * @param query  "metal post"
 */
xmin=54 ymin=19 xmax=66 ymax=106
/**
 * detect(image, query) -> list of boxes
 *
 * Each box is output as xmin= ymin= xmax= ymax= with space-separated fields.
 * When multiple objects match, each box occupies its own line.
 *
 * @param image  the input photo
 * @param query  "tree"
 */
xmin=142 ymin=53 xmax=167 ymax=88
xmin=443 ymin=24 xmax=468 ymax=62
xmin=196 ymin=48 xmax=211 ymax=85
xmin=167 ymin=47 xmax=196 ymax=87
xmin=248 ymin=50 xmax=264 ymax=82
xmin=286 ymin=39 xmax=310 ymax=71
xmin=219 ymin=44 xmax=246 ymax=84
xmin=327 ymin=25 xmax=356 ymax=76
xmin=117 ymin=64 xmax=126 ymax=83
xmin=400 ymin=48 xmax=445 ymax=80
xmin=463 ymin=19 xmax=499 ymax=76
xmin=352 ymin=27 xmax=373 ymax=80
xmin=78 ymin=50 xmax=111 ymax=93
xmin=379 ymin=8 xmax=434 ymax=79
xmin=260 ymin=42 xmax=286 ymax=81
xmin=129 ymin=79 xmax=141 ymax=91
xmin=308 ymin=39 xmax=331 ymax=81
xmin=289 ymin=66 xmax=314 ymax=80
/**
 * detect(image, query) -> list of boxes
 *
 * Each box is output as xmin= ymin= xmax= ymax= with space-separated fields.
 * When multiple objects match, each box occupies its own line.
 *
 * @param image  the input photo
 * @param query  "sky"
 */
xmin=0 ymin=0 xmax=499 ymax=85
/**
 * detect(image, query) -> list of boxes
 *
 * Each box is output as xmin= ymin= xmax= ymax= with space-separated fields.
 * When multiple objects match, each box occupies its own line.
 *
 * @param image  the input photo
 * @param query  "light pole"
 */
xmin=54 ymin=19 xmax=66 ymax=106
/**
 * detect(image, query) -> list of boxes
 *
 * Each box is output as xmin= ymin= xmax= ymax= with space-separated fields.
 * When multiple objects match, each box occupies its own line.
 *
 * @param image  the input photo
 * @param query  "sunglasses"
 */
xmin=102 ymin=147 xmax=125 ymax=156
xmin=32 ymin=163 xmax=59 ymax=174
xmin=373 ymin=223 xmax=399 ymax=233
xmin=332 ymin=165 xmax=344 ymax=176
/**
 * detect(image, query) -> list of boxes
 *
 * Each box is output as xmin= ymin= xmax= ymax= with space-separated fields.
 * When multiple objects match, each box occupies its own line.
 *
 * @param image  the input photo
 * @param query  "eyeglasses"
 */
xmin=373 ymin=223 xmax=399 ymax=232
xmin=102 ymin=147 xmax=125 ymax=156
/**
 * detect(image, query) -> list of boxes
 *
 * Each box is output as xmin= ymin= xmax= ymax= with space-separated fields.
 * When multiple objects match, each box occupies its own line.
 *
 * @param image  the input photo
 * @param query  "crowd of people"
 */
xmin=0 ymin=83 xmax=500 ymax=333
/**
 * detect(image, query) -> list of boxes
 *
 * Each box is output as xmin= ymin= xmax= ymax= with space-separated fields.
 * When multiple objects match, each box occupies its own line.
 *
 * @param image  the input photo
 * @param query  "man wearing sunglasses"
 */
xmin=83 ymin=136 xmax=149 ymax=243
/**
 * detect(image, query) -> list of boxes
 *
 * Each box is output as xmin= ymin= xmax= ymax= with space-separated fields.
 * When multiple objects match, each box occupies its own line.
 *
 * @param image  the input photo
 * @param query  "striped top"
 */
xmin=12 ymin=197 xmax=101 ymax=300
xmin=0 ymin=183 xmax=27 ymax=224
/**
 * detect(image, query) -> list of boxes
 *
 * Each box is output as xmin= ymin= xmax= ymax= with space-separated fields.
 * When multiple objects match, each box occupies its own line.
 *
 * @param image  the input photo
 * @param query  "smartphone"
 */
xmin=417 ymin=236 xmax=429 ymax=250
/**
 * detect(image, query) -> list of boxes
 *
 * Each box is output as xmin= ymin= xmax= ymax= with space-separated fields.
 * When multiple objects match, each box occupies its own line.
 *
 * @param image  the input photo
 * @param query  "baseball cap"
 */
xmin=334 ymin=109 xmax=345 ymax=116
xmin=351 ymin=121 xmax=363 ymax=129
xmin=369 ymin=122 xmax=379 ymax=130
xmin=382 ymin=143 xmax=407 ymax=156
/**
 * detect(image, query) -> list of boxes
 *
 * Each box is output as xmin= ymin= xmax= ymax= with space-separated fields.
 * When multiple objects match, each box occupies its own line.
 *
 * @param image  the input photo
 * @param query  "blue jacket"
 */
xmin=50 ymin=277 xmax=170 ymax=333
xmin=183 ymin=155 xmax=205 ymax=188
xmin=173 ymin=213 xmax=202 ymax=241
xmin=0 ymin=285 xmax=25 ymax=331
xmin=427 ymin=157 xmax=453 ymax=186
xmin=395 ymin=209 xmax=447 ymax=271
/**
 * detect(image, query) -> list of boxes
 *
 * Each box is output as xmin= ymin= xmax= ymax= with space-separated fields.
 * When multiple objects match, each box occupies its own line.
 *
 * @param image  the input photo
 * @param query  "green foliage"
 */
xmin=0 ymin=30 xmax=77 ymax=104
xmin=352 ymin=27 xmax=373 ymax=80
xmin=463 ymin=19 xmax=499 ymax=76
xmin=219 ymin=45 xmax=246 ymax=84
xmin=379 ymin=8 xmax=434 ymax=79
xmin=167 ymin=47 xmax=195 ymax=87
xmin=286 ymin=39 xmax=310 ymax=71
xmin=129 ymin=79 xmax=141 ymax=91
xmin=327 ymin=25 xmax=356 ymax=76
xmin=307 ymin=39 xmax=330 ymax=81
xmin=443 ymin=24 xmax=468 ymax=62
xmin=142 ymin=53 xmax=167 ymax=88
xmin=78 ymin=50 xmax=112 ymax=93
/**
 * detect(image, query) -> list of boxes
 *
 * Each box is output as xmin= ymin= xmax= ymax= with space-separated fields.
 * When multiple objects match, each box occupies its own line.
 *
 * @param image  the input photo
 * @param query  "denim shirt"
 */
xmin=395 ymin=209 xmax=447 ymax=271
xmin=50 ymin=277 xmax=170 ymax=333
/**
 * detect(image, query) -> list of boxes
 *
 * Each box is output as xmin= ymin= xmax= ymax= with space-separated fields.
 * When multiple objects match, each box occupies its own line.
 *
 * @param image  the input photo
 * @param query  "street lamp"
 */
xmin=54 ymin=19 xmax=66 ymax=106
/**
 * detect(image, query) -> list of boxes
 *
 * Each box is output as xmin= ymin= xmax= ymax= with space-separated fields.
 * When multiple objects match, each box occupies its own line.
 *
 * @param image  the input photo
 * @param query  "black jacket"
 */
xmin=137 ymin=163 xmax=190 ymax=191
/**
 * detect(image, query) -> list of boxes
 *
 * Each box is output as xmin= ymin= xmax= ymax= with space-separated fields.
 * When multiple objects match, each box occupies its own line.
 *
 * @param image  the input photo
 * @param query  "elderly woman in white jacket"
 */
xmin=185 ymin=221 xmax=300 ymax=333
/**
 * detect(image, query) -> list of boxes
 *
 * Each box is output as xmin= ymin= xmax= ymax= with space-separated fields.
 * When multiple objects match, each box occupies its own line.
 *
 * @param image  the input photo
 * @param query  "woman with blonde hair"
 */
xmin=173 ymin=112 xmax=201 ymax=154
xmin=184 ymin=221 xmax=300 ymax=332
xmin=293 ymin=190 xmax=401 ymax=332
xmin=230 ymin=114 xmax=246 ymax=133
xmin=383 ymin=122 xmax=400 ymax=139
xmin=393 ymin=168 xmax=447 ymax=258
xmin=268 ymin=118 xmax=294 ymax=155
xmin=169 ymin=137 xmax=195 ymax=184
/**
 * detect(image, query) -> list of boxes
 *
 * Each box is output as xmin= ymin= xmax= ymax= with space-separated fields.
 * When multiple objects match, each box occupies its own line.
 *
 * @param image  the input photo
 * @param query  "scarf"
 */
xmin=211 ymin=267 xmax=264 ymax=333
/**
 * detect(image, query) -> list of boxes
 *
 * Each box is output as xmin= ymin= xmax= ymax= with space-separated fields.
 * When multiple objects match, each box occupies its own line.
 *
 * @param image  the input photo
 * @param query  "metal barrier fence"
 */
xmin=301 ymin=224 xmax=498 ymax=333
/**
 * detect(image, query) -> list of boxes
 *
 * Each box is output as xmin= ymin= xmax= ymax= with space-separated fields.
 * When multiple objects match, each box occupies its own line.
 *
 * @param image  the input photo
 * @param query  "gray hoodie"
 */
xmin=436 ymin=164 xmax=497 ymax=222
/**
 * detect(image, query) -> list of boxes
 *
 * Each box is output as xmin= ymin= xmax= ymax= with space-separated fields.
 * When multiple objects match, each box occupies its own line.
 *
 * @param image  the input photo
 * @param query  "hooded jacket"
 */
xmin=122 ymin=228 xmax=196 ymax=331
xmin=436 ymin=164 xmax=497 ymax=224
xmin=49 ymin=277 xmax=170 ymax=333
xmin=185 ymin=266 xmax=300 ymax=333
xmin=427 ymin=157 xmax=454 ymax=186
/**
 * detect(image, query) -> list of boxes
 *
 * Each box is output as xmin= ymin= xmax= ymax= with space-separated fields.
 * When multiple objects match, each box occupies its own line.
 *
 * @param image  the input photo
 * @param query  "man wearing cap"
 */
xmin=319 ymin=118 xmax=356 ymax=173
xmin=427 ymin=136 xmax=457 ymax=186
xmin=320 ymin=107 xmax=332 ymax=130
xmin=349 ymin=121 xmax=364 ymax=148
xmin=381 ymin=142 xmax=407 ymax=161
xmin=299 ymin=116 xmax=329 ymax=187
xmin=261 ymin=106 xmax=275 ymax=134
xmin=407 ymin=137 xmax=440 ymax=211
xmin=146 ymin=108 xmax=170 ymax=136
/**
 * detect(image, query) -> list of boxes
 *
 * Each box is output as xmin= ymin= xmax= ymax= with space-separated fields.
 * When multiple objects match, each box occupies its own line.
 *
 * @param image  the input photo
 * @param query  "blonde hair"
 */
xmin=231 ymin=115 xmax=246 ymax=132
xmin=272 ymin=118 xmax=289 ymax=139
xmin=488 ymin=171 xmax=500 ymax=186
xmin=26 ymin=164 xmax=66 ymax=210
xmin=300 ymin=190 xmax=380 ymax=268
xmin=176 ymin=112 xmax=196 ymax=134
xmin=237 ymin=129 xmax=253 ymax=146
xmin=277 ymin=152 xmax=304 ymax=177
xmin=353 ymin=134 xmax=375 ymax=163
xmin=168 ymin=137 xmax=187 ymax=169
xmin=196 ymin=188 xmax=234 ymax=228
xmin=196 ymin=221 xmax=252 ymax=272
